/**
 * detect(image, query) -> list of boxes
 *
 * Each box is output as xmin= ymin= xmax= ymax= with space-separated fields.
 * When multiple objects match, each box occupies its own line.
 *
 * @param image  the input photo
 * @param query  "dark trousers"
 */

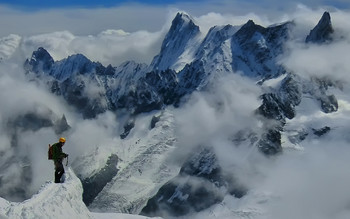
xmin=54 ymin=160 xmax=65 ymax=183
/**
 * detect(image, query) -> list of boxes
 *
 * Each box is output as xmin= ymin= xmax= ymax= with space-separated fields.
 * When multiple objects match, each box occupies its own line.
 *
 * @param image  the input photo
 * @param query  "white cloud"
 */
xmin=0 ymin=59 xmax=122 ymax=200
xmin=282 ymin=41 xmax=350 ymax=82
xmin=0 ymin=63 xmax=69 ymax=117
xmin=0 ymin=61 xmax=76 ymax=199
xmin=21 ymin=31 xmax=76 ymax=61
xmin=259 ymin=140 xmax=350 ymax=219
xmin=172 ymin=73 xmax=262 ymax=165
xmin=279 ymin=7 xmax=350 ymax=82
xmin=0 ymin=4 xmax=173 ymax=66
xmin=67 ymin=111 xmax=119 ymax=159
xmin=18 ymin=28 xmax=164 ymax=66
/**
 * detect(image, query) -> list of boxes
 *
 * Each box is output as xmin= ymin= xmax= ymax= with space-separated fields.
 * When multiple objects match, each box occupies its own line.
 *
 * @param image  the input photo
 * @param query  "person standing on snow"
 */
xmin=52 ymin=137 xmax=68 ymax=183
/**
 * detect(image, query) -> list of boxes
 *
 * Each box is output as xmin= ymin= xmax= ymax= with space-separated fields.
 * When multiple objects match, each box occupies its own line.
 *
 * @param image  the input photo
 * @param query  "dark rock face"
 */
xmin=313 ymin=126 xmax=331 ymax=136
xmin=24 ymin=47 xmax=54 ymax=74
xmin=231 ymin=20 xmax=292 ymax=78
xmin=117 ymin=69 xmax=180 ymax=115
xmin=150 ymin=115 xmax=161 ymax=129
xmin=116 ymin=83 xmax=162 ymax=115
xmin=177 ymin=60 xmax=206 ymax=94
xmin=320 ymin=94 xmax=338 ymax=113
xmin=258 ymin=93 xmax=286 ymax=120
xmin=144 ymin=69 xmax=179 ymax=106
xmin=141 ymin=147 xmax=246 ymax=217
xmin=256 ymin=73 xmax=303 ymax=155
xmin=279 ymin=74 xmax=303 ymax=109
xmin=306 ymin=12 xmax=334 ymax=43
xmin=80 ymin=154 xmax=119 ymax=206
xmin=271 ymin=73 xmax=302 ymax=120
xmin=257 ymin=128 xmax=283 ymax=155
xmin=120 ymin=118 xmax=135 ymax=139
xmin=256 ymin=69 xmax=340 ymax=155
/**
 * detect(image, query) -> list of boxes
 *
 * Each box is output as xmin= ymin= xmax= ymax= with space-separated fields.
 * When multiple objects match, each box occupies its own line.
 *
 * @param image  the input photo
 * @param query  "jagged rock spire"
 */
xmin=306 ymin=11 xmax=334 ymax=43
xmin=54 ymin=114 xmax=71 ymax=135
xmin=150 ymin=12 xmax=200 ymax=71
xmin=24 ymin=47 xmax=54 ymax=73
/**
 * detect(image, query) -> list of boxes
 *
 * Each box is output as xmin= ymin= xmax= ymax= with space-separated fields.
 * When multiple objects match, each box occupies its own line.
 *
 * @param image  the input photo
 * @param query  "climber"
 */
xmin=52 ymin=137 xmax=68 ymax=183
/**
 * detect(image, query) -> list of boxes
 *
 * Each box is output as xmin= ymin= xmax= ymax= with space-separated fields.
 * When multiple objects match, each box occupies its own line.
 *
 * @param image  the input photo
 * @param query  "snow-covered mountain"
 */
xmin=21 ymin=11 xmax=294 ymax=120
xmin=150 ymin=12 xmax=201 ymax=72
xmin=1 ymin=10 xmax=349 ymax=219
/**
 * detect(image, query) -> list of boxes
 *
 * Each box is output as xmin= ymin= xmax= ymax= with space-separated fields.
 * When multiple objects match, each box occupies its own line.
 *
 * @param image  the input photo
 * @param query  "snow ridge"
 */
xmin=0 ymin=168 xmax=163 ymax=219
xmin=0 ymin=168 xmax=92 ymax=219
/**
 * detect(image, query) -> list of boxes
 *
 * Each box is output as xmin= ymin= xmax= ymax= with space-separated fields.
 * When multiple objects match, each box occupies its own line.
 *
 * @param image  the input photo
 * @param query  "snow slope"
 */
xmin=0 ymin=168 xmax=92 ymax=219
xmin=88 ymin=110 xmax=180 ymax=214
xmin=0 ymin=168 xmax=161 ymax=219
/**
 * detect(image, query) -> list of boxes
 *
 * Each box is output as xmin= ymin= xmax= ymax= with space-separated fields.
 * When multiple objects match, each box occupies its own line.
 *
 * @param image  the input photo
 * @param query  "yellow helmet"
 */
xmin=59 ymin=137 xmax=66 ymax=143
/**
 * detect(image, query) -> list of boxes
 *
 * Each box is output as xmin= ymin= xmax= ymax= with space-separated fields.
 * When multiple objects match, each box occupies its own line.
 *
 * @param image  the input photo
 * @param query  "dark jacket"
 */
xmin=52 ymin=142 xmax=67 ymax=162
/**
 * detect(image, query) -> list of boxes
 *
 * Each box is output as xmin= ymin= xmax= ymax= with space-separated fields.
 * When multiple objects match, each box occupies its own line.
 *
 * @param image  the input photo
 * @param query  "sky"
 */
xmin=0 ymin=0 xmax=349 ymax=36
xmin=0 ymin=0 xmax=349 ymax=9
xmin=0 ymin=0 xmax=203 ymax=8
xmin=1 ymin=0 xmax=349 ymax=67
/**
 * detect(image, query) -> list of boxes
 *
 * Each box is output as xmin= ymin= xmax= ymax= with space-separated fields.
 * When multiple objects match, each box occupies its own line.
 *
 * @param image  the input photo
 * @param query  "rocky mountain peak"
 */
xmin=306 ymin=11 xmax=334 ymax=43
xmin=150 ymin=12 xmax=200 ymax=71
xmin=171 ymin=12 xmax=196 ymax=30
xmin=245 ymin=19 xmax=256 ymax=27
xmin=235 ymin=19 xmax=265 ymax=42
xmin=24 ymin=47 xmax=54 ymax=74
xmin=31 ymin=47 xmax=53 ymax=63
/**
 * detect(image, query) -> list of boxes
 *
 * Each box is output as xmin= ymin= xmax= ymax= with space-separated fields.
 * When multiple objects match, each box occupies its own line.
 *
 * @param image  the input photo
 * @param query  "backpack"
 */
xmin=48 ymin=144 xmax=53 ymax=160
